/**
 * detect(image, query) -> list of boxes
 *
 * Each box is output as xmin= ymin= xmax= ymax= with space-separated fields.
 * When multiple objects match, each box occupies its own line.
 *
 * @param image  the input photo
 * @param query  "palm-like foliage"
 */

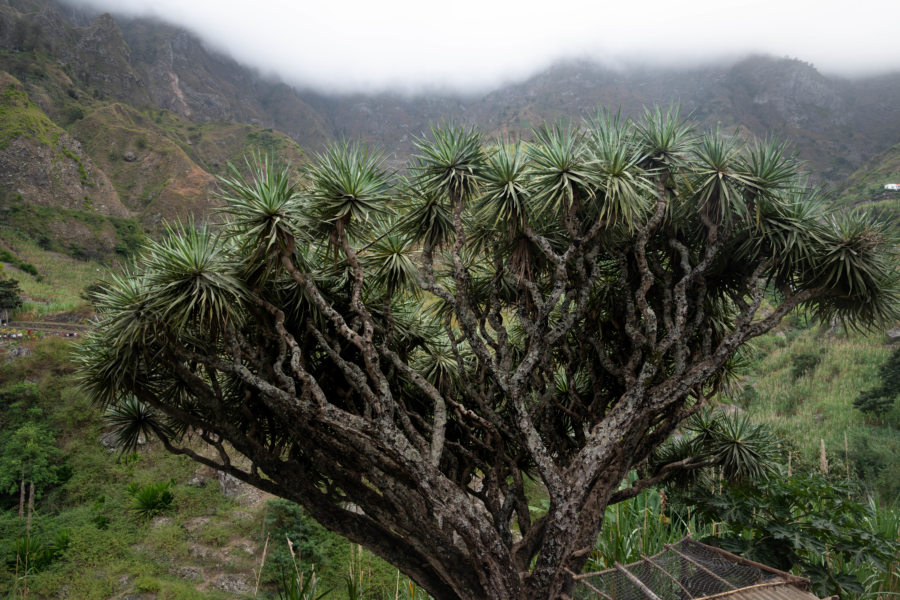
xmin=805 ymin=211 xmax=900 ymax=327
xmin=217 ymin=155 xmax=306 ymax=280
xmin=585 ymin=111 xmax=654 ymax=229
xmin=104 ymin=395 xmax=174 ymax=453
xmin=143 ymin=222 xmax=246 ymax=332
xmin=735 ymin=184 xmax=825 ymax=285
xmin=477 ymin=141 xmax=529 ymax=233
xmin=687 ymin=410 xmax=778 ymax=481
xmin=412 ymin=124 xmax=484 ymax=202
xmin=739 ymin=138 xmax=800 ymax=202
xmin=634 ymin=104 xmax=695 ymax=169
xmin=651 ymin=409 xmax=778 ymax=487
xmin=400 ymin=184 xmax=455 ymax=249
xmin=128 ymin=481 xmax=174 ymax=519
xmin=692 ymin=130 xmax=758 ymax=225
xmin=361 ymin=224 xmax=420 ymax=296
xmin=526 ymin=123 xmax=594 ymax=218
xmin=305 ymin=142 xmax=392 ymax=242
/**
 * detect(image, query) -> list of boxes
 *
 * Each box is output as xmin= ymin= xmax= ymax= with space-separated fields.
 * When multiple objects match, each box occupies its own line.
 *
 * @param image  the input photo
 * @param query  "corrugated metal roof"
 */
xmin=708 ymin=583 xmax=820 ymax=600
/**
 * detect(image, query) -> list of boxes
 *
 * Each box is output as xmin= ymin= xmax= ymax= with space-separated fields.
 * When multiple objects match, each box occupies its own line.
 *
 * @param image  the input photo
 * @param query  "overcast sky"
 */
xmin=63 ymin=0 xmax=900 ymax=94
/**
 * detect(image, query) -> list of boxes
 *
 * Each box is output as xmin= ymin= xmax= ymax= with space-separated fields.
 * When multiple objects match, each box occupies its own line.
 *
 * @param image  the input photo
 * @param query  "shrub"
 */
xmin=854 ymin=345 xmax=900 ymax=418
xmin=126 ymin=481 xmax=174 ymax=519
xmin=790 ymin=351 xmax=821 ymax=380
xmin=263 ymin=499 xmax=344 ymax=583
xmin=5 ymin=528 xmax=70 ymax=573
xmin=675 ymin=473 xmax=900 ymax=597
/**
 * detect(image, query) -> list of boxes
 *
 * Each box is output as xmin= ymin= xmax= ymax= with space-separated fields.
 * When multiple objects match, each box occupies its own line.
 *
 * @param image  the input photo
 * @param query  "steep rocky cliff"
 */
xmin=0 ymin=71 xmax=126 ymax=215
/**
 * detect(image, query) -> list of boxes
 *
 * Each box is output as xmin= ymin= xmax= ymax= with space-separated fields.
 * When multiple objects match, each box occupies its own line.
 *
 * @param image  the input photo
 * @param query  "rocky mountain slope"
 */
xmin=305 ymin=55 xmax=900 ymax=181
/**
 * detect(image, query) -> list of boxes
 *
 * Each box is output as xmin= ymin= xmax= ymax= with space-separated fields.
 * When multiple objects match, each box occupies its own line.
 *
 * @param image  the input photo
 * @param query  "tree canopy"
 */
xmin=855 ymin=345 xmax=900 ymax=417
xmin=0 ymin=279 xmax=23 ymax=312
xmin=78 ymin=107 xmax=899 ymax=600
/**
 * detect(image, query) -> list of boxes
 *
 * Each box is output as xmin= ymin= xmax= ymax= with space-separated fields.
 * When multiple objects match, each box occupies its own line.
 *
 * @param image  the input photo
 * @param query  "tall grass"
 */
xmin=586 ymin=476 xmax=713 ymax=571
xmin=856 ymin=498 xmax=900 ymax=599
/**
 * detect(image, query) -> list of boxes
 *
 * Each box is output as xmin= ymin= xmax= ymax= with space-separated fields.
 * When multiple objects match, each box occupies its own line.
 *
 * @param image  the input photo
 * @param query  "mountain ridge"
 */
xmin=2 ymin=0 xmax=900 ymax=234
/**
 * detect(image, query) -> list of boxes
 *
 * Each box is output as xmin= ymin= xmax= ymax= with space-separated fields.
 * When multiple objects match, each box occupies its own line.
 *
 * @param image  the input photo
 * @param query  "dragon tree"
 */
xmin=78 ymin=108 xmax=899 ymax=599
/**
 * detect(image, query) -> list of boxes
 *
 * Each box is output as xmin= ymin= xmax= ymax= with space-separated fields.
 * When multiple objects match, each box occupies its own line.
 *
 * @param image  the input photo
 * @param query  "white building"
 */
xmin=885 ymin=183 xmax=900 ymax=191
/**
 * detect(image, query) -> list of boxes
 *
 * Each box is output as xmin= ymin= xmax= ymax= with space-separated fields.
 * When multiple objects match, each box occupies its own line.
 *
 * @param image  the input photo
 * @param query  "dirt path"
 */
xmin=6 ymin=320 xmax=90 ymax=335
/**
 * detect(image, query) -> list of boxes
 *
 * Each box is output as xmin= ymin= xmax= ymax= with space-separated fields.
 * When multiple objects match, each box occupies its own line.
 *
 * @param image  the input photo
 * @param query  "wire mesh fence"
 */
xmin=572 ymin=538 xmax=810 ymax=600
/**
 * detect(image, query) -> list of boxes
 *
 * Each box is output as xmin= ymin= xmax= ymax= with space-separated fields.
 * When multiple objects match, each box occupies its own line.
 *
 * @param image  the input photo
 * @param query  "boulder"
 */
xmin=7 ymin=345 xmax=32 ymax=358
xmin=218 ymin=471 xmax=243 ymax=499
xmin=186 ymin=475 xmax=206 ymax=488
xmin=173 ymin=566 xmax=203 ymax=581
xmin=213 ymin=574 xmax=250 ymax=594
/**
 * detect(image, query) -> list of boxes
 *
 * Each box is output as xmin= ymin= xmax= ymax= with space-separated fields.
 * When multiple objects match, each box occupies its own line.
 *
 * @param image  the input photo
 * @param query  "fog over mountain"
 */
xmin=3 ymin=0 xmax=900 ymax=236
xmin=62 ymin=0 xmax=900 ymax=95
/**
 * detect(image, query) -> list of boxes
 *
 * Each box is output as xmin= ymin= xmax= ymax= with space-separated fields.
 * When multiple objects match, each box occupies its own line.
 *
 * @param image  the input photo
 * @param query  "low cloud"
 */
xmin=62 ymin=0 xmax=900 ymax=94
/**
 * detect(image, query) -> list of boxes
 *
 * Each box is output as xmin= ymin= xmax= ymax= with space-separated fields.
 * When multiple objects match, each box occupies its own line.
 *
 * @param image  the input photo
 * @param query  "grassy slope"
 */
xmin=0 ymin=341 xmax=247 ymax=599
xmin=0 ymin=230 xmax=101 ymax=318
xmin=2 ymin=49 xmax=309 ymax=233
xmin=0 ymin=74 xmax=60 ymax=150
xmin=67 ymin=99 xmax=308 ymax=224
xmin=737 ymin=322 xmax=899 ymax=499
xmin=835 ymin=142 xmax=900 ymax=205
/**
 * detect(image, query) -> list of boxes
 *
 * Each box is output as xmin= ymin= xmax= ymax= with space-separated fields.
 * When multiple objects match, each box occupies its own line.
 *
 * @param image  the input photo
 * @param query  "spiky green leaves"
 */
xmin=804 ymin=212 xmax=900 ymax=327
xmin=692 ymin=131 xmax=757 ymax=225
xmin=362 ymin=227 xmax=420 ymax=296
xmin=306 ymin=142 xmax=392 ymax=240
xmin=585 ymin=111 xmax=654 ymax=228
xmin=688 ymin=410 xmax=778 ymax=482
xmin=143 ymin=223 xmax=246 ymax=332
xmin=526 ymin=124 xmax=592 ymax=217
xmin=478 ymin=141 xmax=529 ymax=233
xmin=692 ymin=131 xmax=800 ymax=229
xmin=400 ymin=187 xmax=454 ymax=249
xmin=413 ymin=124 xmax=484 ymax=203
xmin=654 ymin=410 xmax=779 ymax=484
xmin=77 ymin=224 xmax=245 ymax=412
xmin=633 ymin=104 xmax=694 ymax=169
xmin=105 ymin=396 xmax=175 ymax=454
xmin=217 ymin=155 xmax=305 ymax=280
xmin=740 ymin=138 xmax=800 ymax=200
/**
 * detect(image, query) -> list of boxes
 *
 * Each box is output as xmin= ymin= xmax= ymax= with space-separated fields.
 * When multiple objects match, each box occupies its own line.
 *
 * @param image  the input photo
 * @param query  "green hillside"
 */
xmin=0 ymin=341 xmax=424 ymax=599
xmin=834 ymin=142 xmax=900 ymax=224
